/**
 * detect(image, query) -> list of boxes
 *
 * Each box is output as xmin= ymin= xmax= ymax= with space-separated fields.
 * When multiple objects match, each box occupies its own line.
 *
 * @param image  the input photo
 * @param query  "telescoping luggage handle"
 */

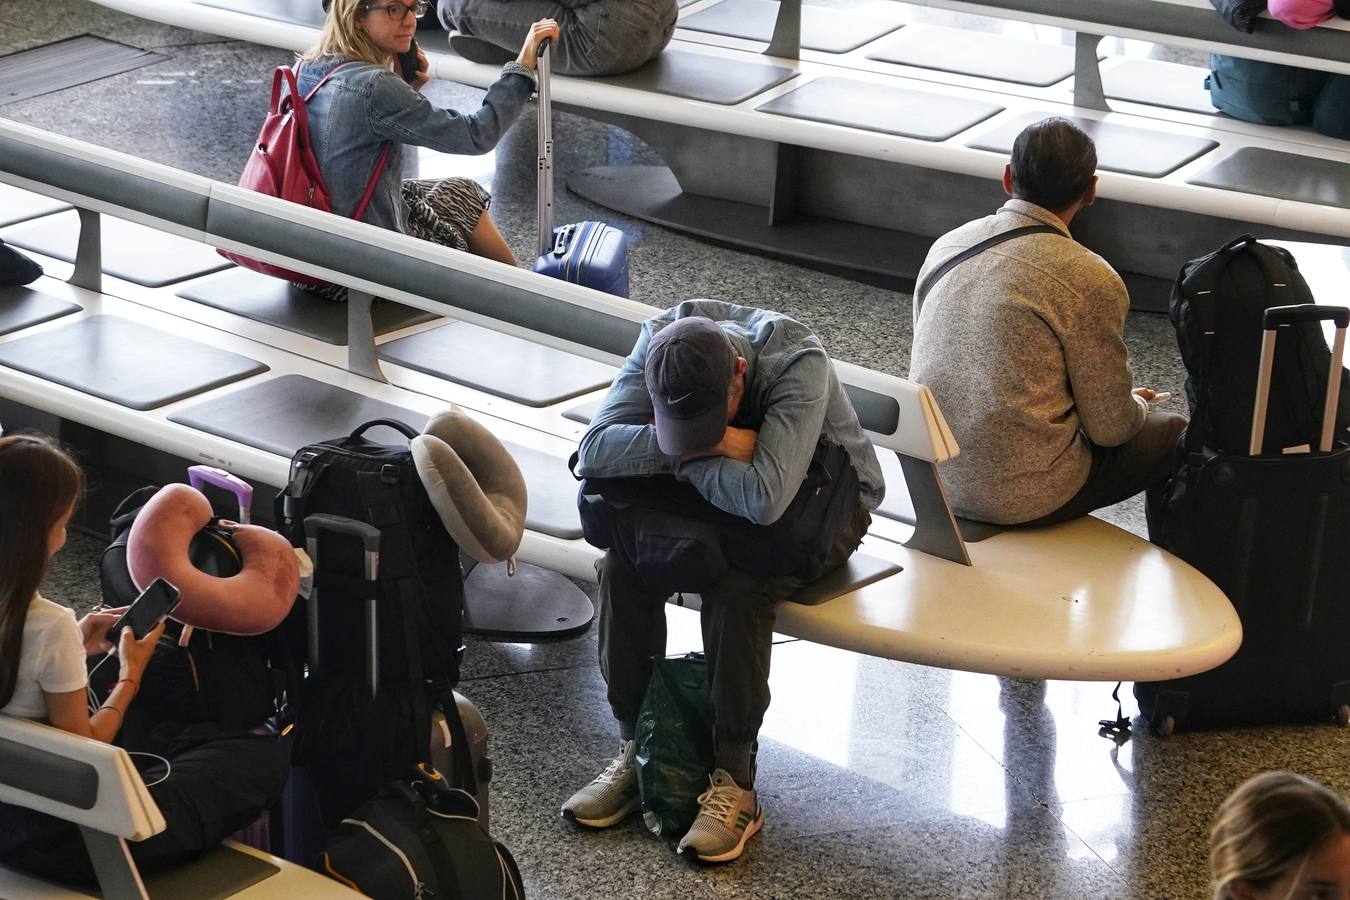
xmin=304 ymin=513 xmax=381 ymax=699
xmin=187 ymin=465 xmax=254 ymax=524
xmin=536 ymin=38 xmax=554 ymax=259
xmin=1249 ymin=304 xmax=1350 ymax=456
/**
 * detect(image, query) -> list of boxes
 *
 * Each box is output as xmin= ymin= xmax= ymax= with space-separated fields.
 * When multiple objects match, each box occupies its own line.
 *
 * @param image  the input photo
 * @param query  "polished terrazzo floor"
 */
xmin=9 ymin=1 xmax=1350 ymax=897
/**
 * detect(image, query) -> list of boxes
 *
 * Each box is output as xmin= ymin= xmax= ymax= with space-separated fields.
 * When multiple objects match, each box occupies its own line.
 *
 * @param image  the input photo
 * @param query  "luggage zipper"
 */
xmin=340 ymin=818 xmax=427 ymax=897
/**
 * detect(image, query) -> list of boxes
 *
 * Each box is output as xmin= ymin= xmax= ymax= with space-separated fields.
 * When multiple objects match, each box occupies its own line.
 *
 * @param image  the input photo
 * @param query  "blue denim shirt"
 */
xmin=576 ymin=300 xmax=885 ymax=525
xmin=296 ymin=57 xmax=534 ymax=234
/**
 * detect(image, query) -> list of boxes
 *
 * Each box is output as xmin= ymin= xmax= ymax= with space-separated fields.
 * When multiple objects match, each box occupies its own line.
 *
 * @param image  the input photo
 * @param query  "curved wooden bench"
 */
xmin=0 ymin=119 xmax=1241 ymax=681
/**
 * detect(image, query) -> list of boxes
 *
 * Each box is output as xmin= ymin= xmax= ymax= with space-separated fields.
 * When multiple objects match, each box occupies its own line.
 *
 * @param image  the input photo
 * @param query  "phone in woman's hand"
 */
xmin=398 ymin=37 xmax=424 ymax=84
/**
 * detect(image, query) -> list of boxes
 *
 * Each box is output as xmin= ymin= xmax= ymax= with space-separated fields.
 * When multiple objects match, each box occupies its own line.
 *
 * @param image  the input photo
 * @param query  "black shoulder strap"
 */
xmin=914 ymin=224 xmax=1063 ymax=314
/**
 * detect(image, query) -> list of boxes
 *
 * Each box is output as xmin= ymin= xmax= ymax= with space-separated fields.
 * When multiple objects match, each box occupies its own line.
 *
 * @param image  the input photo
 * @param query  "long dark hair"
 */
xmin=0 ymin=434 xmax=84 ymax=709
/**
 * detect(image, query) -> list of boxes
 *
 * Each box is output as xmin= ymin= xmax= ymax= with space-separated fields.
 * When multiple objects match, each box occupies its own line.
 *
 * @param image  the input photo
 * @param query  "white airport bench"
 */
xmin=0 ymin=715 xmax=363 ymax=899
xmin=85 ymin=0 xmax=1350 ymax=311
xmin=0 ymin=118 xmax=1240 ymax=680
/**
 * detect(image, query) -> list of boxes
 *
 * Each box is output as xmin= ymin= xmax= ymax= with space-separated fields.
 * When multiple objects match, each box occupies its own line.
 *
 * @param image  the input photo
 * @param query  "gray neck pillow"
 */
xmin=412 ymin=408 xmax=527 ymax=565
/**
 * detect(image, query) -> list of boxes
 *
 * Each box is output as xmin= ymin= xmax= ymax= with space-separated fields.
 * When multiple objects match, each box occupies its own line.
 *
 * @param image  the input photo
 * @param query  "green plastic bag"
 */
xmin=634 ymin=653 xmax=714 ymax=839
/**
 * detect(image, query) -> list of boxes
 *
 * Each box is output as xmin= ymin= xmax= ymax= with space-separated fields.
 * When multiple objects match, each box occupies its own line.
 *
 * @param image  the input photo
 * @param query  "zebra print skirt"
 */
xmin=295 ymin=176 xmax=491 ymax=302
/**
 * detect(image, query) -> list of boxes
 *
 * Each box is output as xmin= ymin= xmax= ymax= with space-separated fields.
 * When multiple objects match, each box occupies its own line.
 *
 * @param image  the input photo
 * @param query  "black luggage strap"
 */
xmin=1098 ymin=682 xmax=1132 ymax=744
xmin=914 ymin=224 xmax=1063 ymax=314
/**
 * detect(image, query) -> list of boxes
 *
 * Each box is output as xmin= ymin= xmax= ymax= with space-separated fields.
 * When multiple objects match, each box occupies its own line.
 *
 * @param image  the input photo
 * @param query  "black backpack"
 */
xmin=319 ymin=769 xmax=524 ymax=900
xmin=573 ymin=437 xmax=859 ymax=595
xmin=276 ymin=419 xmax=472 ymax=823
xmin=1171 ymin=235 xmax=1350 ymax=455
xmin=98 ymin=485 xmax=296 ymax=736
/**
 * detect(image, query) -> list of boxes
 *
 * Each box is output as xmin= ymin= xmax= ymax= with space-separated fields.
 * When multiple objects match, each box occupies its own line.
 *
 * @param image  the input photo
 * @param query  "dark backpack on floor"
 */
xmin=276 ymin=419 xmax=470 ymax=825
xmin=1171 ymin=235 xmax=1350 ymax=456
xmin=318 ymin=771 xmax=524 ymax=900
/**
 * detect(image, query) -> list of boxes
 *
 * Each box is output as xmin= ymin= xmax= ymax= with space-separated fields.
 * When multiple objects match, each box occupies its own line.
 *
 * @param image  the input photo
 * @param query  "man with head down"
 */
xmin=564 ymin=299 xmax=884 ymax=862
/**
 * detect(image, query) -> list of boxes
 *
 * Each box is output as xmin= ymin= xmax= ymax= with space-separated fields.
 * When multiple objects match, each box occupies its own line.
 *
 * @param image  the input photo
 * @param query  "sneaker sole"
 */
xmin=560 ymin=796 xmax=639 ymax=829
xmin=682 ymin=811 xmax=764 ymax=864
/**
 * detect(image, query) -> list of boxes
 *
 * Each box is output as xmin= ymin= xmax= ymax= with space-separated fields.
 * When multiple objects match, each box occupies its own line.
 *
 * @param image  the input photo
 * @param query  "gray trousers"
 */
xmin=440 ymin=0 xmax=678 ymax=76
xmin=598 ymin=502 xmax=871 ymax=787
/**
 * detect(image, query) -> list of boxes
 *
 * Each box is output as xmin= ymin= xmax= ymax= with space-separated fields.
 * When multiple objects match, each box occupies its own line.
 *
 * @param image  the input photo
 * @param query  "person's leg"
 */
xmin=440 ymin=0 xmax=570 ymax=64
xmin=596 ymin=550 xmax=670 ymax=738
xmin=1025 ymin=410 xmax=1188 ymax=527
xmin=467 ymin=211 xmax=517 ymax=266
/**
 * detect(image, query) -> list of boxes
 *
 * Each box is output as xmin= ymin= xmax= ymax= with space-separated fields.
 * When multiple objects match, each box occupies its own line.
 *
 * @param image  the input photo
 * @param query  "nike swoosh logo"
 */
xmin=668 ymin=392 xmax=693 ymax=403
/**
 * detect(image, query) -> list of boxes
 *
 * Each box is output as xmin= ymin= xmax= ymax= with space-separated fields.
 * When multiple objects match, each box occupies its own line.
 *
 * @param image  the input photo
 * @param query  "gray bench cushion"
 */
xmin=0 ymin=35 xmax=166 ymax=106
xmin=1187 ymin=148 xmax=1350 ymax=210
xmin=789 ymin=552 xmax=901 ymax=606
xmin=192 ymin=0 xmax=325 ymax=26
xmin=598 ymin=48 xmax=796 ymax=105
xmin=500 ymin=442 xmax=582 ymax=540
xmin=381 ymin=322 xmax=617 ymax=407
xmin=176 ymin=268 xmax=438 ymax=345
xmin=867 ymin=25 xmax=1078 ymax=88
xmin=679 ymin=0 xmax=903 ymax=54
xmin=0 ymin=184 xmax=69 ymax=228
xmin=0 ymin=315 xmax=267 ymax=411
xmin=563 ymin=397 xmax=605 ymax=424
xmin=142 ymin=844 xmax=279 ymax=900
xmin=758 ymin=76 xmax=1003 ymax=142
xmin=167 ymin=374 xmax=428 ymax=458
xmin=0 ymin=286 xmax=81 ymax=337
xmin=5 ymin=211 xmax=231 ymax=287
xmin=968 ymin=112 xmax=1218 ymax=178
xmin=1102 ymin=58 xmax=1216 ymax=115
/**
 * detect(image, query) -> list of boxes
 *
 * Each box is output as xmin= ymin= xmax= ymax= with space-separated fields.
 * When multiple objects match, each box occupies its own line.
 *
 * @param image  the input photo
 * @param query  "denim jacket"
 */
xmin=576 ymin=300 xmax=885 ymax=525
xmin=295 ymin=57 xmax=535 ymax=234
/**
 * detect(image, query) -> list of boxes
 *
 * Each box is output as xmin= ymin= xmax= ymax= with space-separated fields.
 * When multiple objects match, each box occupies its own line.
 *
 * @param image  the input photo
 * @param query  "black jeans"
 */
xmin=1023 ymin=410 xmax=1188 ymax=531
xmin=598 ymin=502 xmax=871 ymax=787
xmin=0 ymin=722 xmax=288 ymax=887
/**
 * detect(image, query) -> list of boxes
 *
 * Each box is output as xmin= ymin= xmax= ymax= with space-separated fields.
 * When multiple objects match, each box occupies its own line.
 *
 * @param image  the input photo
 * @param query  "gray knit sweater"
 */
xmin=909 ymin=199 xmax=1147 ymax=524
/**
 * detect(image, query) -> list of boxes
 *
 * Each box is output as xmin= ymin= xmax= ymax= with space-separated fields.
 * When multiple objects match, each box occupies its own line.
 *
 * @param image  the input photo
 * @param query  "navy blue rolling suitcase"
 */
xmin=531 ymin=41 xmax=630 ymax=297
xmin=1138 ymin=305 xmax=1350 ymax=735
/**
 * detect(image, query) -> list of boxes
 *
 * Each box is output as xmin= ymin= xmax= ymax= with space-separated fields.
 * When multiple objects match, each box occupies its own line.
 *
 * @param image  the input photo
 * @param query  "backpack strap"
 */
xmin=294 ymin=62 xmax=395 ymax=223
xmin=914 ymin=224 xmax=1063 ymax=315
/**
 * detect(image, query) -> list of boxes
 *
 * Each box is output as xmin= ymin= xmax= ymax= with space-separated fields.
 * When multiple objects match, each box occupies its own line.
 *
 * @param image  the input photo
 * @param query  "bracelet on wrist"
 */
xmin=100 ymin=704 xmax=124 ymax=725
xmin=115 ymin=677 xmax=139 ymax=693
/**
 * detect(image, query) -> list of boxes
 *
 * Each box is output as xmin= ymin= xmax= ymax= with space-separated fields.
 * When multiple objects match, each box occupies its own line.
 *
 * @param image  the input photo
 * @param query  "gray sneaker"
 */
xmin=676 ymin=769 xmax=764 ymax=863
xmin=561 ymin=740 xmax=639 ymax=828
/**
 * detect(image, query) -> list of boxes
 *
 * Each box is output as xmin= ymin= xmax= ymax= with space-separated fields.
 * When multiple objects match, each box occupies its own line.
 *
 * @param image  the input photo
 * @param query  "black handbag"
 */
xmin=573 ymin=437 xmax=859 ymax=594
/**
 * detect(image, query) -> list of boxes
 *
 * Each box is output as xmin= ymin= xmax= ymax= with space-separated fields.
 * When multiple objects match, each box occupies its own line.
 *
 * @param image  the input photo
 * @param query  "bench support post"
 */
xmin=897 ymin=455 xmax=970 ymax=566
xmin=765 ymin=0 xmax=801 ymax=59
xmin=1073 ymin=33 xmax=1109 ymax=111
xmin=346 ymin=289 xmax=386 ymax=382
xmin=768 ymin=143 xmax=799 ymax=226
xmin=71 ymin=208 xmax=102 ymax=293
xmin=79 ymin=827 xmax=150 ymax=900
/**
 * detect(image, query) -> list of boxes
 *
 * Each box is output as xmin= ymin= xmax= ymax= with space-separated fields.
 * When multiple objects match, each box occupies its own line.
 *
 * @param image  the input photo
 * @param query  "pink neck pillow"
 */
xmin=126 ymin=484 xmax=299 ymax=635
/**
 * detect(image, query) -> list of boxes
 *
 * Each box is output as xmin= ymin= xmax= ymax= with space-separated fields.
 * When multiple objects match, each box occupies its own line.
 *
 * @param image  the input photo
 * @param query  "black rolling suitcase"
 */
xmin=1139 ymin=304 xmax=1350 ymax=735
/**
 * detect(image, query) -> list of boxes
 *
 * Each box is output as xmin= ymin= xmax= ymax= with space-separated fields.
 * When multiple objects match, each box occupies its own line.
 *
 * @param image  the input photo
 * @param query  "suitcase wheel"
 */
xmin=1150 ymin=715 xmax=1175 ymax=738
xmin=1337 ymin=705 xmax=1350 ymax=727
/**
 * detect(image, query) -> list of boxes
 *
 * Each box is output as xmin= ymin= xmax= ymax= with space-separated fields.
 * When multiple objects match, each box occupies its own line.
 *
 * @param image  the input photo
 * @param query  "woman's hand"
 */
xmin=410 ymin=46 xmax=430 ymax=92
xmin=516 ymin=18 xmax=560 ymax=70
xmin=116 ymin=621 xmax=164 ymax=683
xmin=77 ymin=608 xmax=126 ymax=656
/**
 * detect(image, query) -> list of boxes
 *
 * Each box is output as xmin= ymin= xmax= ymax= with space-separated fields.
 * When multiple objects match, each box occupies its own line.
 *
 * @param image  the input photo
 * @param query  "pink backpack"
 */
xmin=219 ymin=63 xmax=391 ymax=285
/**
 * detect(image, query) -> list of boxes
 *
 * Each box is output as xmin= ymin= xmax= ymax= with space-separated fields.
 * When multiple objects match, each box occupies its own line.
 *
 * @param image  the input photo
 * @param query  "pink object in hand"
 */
xmin=126 ymin=484 xmax=299 ymax=635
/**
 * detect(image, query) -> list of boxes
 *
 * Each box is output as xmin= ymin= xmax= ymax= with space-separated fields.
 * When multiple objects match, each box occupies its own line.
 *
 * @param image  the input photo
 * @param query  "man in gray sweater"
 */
xmin=910 ymin=117 xmax=1186 ymax=527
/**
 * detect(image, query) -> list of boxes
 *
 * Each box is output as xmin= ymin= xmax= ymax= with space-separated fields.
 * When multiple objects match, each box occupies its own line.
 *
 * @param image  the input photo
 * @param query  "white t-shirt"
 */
xmin=0 ymin=594 xmax=87 ymax=722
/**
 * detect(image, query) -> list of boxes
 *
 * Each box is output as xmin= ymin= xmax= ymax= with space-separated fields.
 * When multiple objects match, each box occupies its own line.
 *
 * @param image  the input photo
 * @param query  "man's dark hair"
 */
xmin=1009 ymin=117 xmax=1097 ymax=212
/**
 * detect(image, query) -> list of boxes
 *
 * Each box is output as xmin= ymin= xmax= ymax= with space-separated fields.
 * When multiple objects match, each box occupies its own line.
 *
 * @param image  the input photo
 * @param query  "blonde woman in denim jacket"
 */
xmin=296 ymin=0 xmax=558 ymax=300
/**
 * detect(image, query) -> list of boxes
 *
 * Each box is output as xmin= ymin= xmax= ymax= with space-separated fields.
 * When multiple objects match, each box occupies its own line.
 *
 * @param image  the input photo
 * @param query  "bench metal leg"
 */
xmin=79 ymin=827 xmax=150 ymax=899
xmin=1073 ymin=32 xmax=1109 ymax=111
xmin=897 ymin=455 xmax=970 ymax=566
xmin=71 ymin=208 xmax=102 ymax=293
xmin=765 ymin=0 xmax=801 ymax=59
xmin=769 ymin=143 xmax=800 ymax=226
xmin=460 ymin=557 xmax=594 ymax=640
xmin=346 ymin=288 xmax=386 ymax=382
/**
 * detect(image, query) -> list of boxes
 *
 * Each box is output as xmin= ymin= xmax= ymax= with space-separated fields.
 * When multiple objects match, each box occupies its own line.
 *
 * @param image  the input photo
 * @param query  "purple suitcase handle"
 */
xmin=187 ymin=465 xmax=254 ymax=523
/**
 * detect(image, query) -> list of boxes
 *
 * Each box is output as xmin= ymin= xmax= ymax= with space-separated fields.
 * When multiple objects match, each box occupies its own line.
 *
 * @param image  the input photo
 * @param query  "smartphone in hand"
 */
xmin=108 ymin=578 xmax=181 ymax=640
xmin=398 ymin=37 xmax=424 ymax=84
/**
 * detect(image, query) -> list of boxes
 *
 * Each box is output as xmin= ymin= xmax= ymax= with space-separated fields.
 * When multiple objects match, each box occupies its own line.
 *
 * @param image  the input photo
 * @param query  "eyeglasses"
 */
xmin=362 ymin=0 xmax=429 ymax=21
